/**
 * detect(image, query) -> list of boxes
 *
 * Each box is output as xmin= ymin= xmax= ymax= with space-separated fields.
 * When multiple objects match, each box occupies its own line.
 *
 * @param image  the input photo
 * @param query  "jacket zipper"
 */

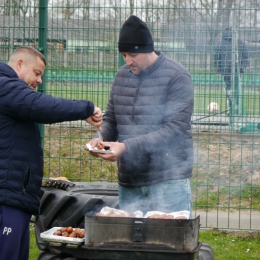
xmin=132 ymin=80 xmax=142 ymax=123
xmin=23 ymin=166 xmax=30 ymax=194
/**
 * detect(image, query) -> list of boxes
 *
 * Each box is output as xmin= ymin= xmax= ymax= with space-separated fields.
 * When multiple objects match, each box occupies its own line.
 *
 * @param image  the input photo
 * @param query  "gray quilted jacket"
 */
xmin=102 ymin=51 xmax=194 ymax=187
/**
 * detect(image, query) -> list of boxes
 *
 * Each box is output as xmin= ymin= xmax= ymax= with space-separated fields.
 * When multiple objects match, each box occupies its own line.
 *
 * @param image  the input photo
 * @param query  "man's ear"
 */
xmin=16 ymin=59 xmax=23 ymax=72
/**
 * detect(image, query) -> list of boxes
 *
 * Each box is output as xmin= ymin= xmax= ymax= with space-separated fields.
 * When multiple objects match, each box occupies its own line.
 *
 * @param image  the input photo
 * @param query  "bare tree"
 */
xmin=20 ymin=0 xmax=29 ymax=16
xmin=252 ymin=0 xmax=259 ymax=28
xmin=188 ymin=0 xmax=236 ymax=45
xmin=62 ymin=0 xmax=76 ymax=19
xmin=2 ymin=0 xmax=21 ymax=15
xmin=128 ymin=0 xmax=134 ymax=16
xmin=0 ymin=0 xmax=39 ymax=16
xmin=30 ymin=0 xmax=39 ymax=17
xmin=81 ymin=0 xmax=90 ymax=20
xmin=222 ymin=0 xmax=234 ymax=27
xmin=108 ymin=0 xmax=119 ymax=19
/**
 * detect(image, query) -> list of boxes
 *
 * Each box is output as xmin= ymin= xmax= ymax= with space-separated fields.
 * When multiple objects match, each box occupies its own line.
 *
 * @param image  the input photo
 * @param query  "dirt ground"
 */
xmin=44 ymin=125 xmax=260 ymax=186
xmin=192 ymin=131 xmax=260 ymax=185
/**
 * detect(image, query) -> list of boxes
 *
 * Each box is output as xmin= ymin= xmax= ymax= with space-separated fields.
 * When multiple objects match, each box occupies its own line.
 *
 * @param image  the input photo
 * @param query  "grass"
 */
xmin=29 ymin=226 xmax=40 ymax=260
xmin=192 ymin=185 xmax=260 ymax=209
xmin=29 ymin=225 xmax=260 ymax=260
xmin=44 ymin=83 xmax=260 ymax=115
xmin=199 ymin=229 xmax=260 ymax=260
xmin=43 ymin=126 xmax=118 ymax=182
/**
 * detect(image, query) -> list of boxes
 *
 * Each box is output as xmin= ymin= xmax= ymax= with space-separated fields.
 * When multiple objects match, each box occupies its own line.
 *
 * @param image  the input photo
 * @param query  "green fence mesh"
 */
xmin=0 ymin=0 xmax=259 ymax=230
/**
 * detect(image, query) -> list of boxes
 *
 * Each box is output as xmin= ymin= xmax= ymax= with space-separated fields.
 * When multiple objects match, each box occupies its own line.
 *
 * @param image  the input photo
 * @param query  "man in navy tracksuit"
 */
xmin=0 ymin=46 xmax=103 ymax=260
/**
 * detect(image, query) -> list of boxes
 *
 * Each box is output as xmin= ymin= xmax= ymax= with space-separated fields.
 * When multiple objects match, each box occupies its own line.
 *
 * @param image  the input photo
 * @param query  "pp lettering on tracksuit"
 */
xmin=3 ymin=227 xmax=12 ymax=235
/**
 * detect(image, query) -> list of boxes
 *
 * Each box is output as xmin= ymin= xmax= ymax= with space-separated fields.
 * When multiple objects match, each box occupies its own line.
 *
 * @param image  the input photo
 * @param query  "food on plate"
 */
xmin=62 ymin=231 xmax=70 ymax=237
xmin=86 ymin=143 xmax=113 ymax=154
xmin=53 ymin=230 xmax=62 ymax=236
xmin=66 ymin=226 xmax=73 ymax=233
xmin=53 ymin=227 xmax=85 ymax=238
xmin=97 ymin=143 xmax=111 ymax=151
xmin=69 ymin=232 xmax=77 ymax=238
xmin=97 ymin=143 xmax=104 ymax=150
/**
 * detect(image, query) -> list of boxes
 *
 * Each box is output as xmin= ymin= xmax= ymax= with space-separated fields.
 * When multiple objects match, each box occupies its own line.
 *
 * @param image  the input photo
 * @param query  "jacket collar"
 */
xmin=129 ymin=51 xmax=165 ymax=78
xmin=0 ymin=62 xmax=18 ymax=79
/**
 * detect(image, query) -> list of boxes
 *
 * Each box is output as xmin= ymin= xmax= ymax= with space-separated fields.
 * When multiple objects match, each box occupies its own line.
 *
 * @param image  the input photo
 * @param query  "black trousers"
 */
xmin=222 ymin=68 xmax=241 ymax=107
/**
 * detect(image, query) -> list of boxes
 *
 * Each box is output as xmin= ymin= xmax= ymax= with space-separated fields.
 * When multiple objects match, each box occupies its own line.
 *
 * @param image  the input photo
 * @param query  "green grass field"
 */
xmin=29 ymin=226 xmax=40 ymax=260
xmin=44 ymin=84 xmax=260 ymax=116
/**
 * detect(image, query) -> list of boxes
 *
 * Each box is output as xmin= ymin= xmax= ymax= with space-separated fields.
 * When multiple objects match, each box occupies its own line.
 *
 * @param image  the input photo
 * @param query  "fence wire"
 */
xmin=0 ymin=0 xmax=259 ymax=230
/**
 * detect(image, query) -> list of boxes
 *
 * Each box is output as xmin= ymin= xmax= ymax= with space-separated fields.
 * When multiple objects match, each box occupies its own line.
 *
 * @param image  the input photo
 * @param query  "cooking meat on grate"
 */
xmin=95 ymin=207 xmax=189 ymax=219
xmin=147 ymin=213 xmax=174 ymax=219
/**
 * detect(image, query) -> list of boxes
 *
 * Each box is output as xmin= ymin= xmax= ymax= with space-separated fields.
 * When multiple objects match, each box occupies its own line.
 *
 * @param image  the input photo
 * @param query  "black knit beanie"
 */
xmin=118 ymin=15 xmax=154 ymax=53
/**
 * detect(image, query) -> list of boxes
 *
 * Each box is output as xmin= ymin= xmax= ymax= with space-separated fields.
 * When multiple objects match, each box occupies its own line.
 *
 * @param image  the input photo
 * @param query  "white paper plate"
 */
xmin=86 ymin=144 xmax=114 ymax=154
xmin=40 ymin=227 xmax=84 ymax=244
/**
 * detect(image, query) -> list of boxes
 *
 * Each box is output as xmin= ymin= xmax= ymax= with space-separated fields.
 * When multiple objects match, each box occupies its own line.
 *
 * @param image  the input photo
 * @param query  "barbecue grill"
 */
xmin=81 ymin=215 xmax=201 ymax=260
xmin=36 ymin=182 xmax=214 ymax=260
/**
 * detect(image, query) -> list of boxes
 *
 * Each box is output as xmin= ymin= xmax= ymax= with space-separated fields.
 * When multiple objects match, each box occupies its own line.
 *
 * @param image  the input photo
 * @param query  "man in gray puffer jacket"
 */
xmin=86 ymin=15 xmax=194 ymax=217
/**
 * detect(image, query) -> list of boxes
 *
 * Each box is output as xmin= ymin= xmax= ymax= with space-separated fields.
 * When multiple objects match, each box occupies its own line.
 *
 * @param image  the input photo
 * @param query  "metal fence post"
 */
xmin=38 ymin=0 xmax=48 ymax=148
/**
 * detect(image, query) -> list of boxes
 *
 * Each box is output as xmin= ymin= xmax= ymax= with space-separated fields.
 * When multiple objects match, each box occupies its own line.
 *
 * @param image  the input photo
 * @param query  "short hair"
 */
xmin=10 ymin=46 xmax=46 ymax=65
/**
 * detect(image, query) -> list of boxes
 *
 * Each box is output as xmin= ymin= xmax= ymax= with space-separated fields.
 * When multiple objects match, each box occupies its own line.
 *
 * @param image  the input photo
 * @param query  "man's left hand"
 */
xmin=89 ymin=142 xmax=126 ymax=162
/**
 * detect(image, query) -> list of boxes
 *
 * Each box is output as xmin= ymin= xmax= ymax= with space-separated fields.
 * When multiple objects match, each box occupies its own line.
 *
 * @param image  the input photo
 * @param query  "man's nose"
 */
xmin=37 ymin=76 xmax=42 ymax=85
xmin=124 ymin=56 xmax=132 ymax=66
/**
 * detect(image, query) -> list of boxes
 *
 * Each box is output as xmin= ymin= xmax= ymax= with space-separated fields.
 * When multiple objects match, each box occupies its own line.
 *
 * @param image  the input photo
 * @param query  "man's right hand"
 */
xmin=85 ymin=107 xmax=103 ymax=130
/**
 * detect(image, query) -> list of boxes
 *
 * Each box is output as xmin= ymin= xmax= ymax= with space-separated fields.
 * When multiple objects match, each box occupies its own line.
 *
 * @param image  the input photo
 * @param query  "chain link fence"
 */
xmin=0 ymin=0 xmax=259 ymax=230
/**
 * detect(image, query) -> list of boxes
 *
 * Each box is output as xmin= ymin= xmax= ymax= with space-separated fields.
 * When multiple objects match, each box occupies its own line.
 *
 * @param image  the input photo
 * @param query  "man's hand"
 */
xmin=85 ymin=107 xmax=103 ymax=130
xmin=85 ymin=141 xmax=126 ymax=162
xmin=84 ymin=138 xmax=100 ymax=157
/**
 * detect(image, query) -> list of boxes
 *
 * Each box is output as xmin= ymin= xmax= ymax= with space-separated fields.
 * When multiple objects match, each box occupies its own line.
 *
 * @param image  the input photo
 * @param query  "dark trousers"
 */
xmin=222 ymin=68 xmax=240 ymax=107
xmin=0 ymin=205 xmax=31 ymax=260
